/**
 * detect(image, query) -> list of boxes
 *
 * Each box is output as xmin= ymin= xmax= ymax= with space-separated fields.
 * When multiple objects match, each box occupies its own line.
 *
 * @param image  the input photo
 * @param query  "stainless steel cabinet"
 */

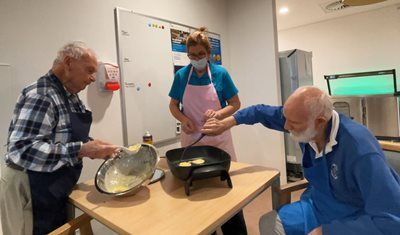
xmin=365 ymin=96 xmax=400 ymax=139
xmin=279 ymin=49 xmax=313 ymax=180
xmin=332 ymin=95 xmax=400 ymax=140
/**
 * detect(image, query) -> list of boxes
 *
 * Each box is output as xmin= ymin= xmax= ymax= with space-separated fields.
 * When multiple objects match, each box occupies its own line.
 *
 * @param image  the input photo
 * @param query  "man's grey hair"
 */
xmin=53 ymin=41 xmax=95 ymax=65
xmin=301 ymin=86 xmax=333 ymax=121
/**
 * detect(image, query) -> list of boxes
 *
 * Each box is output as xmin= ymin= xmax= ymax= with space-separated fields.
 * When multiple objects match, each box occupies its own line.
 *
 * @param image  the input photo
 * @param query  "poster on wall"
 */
xmin=209 ymin=35 xmax=222 ymax=65
xmin=170 ymin=25 xmax=190 ymax=73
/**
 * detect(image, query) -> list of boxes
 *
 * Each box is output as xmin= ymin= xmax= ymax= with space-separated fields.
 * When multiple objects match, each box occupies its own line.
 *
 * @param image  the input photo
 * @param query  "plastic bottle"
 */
xmin=143 ymin=131 xmax=153 ymax=145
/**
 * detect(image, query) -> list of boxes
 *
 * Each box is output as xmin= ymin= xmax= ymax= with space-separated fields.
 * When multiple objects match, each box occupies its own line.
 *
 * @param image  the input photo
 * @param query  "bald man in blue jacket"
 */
xmin=202 ymin=86 xmax=400 ymax=235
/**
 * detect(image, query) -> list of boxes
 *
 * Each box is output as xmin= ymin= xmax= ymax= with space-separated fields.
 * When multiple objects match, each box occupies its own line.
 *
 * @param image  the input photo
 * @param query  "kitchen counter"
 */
xmin=379 ymin=141 xmax=400 ymax=152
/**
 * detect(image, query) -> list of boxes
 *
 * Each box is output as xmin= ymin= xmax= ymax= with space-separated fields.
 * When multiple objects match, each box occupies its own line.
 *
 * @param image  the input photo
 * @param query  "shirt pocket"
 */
xmin=54 ymin=120 xmax=70 ymax=142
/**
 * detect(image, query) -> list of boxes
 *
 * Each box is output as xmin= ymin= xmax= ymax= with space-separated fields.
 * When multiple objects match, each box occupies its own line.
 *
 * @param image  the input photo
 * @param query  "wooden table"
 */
xmin=379 ymin=140 xmax=400 ymax=152
xmin=69 ymin=159 xmax=280 ymax=235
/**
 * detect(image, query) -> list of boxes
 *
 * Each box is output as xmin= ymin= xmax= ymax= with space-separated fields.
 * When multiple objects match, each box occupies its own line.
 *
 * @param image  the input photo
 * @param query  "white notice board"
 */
xmin=115 ymin=8 xmax=221 ymax=146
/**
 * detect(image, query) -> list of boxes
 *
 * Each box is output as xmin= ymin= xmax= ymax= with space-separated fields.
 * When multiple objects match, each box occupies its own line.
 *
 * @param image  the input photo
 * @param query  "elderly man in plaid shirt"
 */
xmin=0 ymin=41 xmax=119 ymax=235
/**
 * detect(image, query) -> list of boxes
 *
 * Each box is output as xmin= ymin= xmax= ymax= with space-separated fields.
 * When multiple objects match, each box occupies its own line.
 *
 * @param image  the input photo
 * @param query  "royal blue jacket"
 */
xmin=234 ymin=104 xmax=400 ymax=234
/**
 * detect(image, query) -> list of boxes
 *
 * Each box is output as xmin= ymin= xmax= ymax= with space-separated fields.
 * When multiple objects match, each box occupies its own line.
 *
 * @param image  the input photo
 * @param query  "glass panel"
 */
xmin=329 ymin=74 xmax=394 ymax=96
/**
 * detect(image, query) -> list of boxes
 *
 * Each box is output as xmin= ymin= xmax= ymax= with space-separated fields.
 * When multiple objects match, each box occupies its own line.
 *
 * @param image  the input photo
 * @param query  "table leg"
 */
xmin=271 ymin=176 xmax=281 ymax=210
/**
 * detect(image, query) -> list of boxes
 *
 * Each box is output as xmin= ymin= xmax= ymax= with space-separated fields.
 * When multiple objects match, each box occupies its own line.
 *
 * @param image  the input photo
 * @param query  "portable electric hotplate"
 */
xmin=165 ymin=145 xmax=232 ymax=196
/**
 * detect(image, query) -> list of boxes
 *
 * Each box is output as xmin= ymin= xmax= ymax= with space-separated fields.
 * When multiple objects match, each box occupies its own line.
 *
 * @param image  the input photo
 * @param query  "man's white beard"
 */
xmin=290 ymin=123 xmax=317 ymax=143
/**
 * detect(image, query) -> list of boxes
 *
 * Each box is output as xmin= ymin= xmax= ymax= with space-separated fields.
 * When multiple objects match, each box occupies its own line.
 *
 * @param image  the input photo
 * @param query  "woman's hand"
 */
xmin=182 ymin=118 xmax=196 ymax=134
xmin=204 ymin=109 xmax=221 ymax=121
xmin=203 ymin=95 xmax=240 ymax=121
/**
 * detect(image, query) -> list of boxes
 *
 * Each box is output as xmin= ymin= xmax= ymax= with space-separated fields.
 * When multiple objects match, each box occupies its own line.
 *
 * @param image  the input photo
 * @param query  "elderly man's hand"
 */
xmin=308 ymin=226 xmax=322 ymax=235
xmin=78 ymin=140 xmax=119 ymax=159
xmin=201 ymin=116 xmax=236 ymax=136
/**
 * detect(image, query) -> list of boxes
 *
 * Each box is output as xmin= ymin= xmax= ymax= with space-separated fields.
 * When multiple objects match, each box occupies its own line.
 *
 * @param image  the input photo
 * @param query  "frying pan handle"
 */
xmin=180 ymin=134 xmax=206 ymax=161
xmin=190 ymin=133 xmax=206 ymax=146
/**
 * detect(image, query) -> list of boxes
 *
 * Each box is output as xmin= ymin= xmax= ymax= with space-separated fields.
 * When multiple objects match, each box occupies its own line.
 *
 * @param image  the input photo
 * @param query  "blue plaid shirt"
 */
xmin=5 ymin=71 xmax=86 ymax=172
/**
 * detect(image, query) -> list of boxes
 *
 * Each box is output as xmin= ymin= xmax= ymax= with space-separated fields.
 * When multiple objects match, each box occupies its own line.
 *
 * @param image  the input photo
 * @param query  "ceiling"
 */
xmin=276 ymin=0 xmax=400 ymax=31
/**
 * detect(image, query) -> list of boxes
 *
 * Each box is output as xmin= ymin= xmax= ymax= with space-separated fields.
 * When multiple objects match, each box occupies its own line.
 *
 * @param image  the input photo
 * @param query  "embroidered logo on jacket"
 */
xmin=331 ymin=164 xmax=339 ymax=180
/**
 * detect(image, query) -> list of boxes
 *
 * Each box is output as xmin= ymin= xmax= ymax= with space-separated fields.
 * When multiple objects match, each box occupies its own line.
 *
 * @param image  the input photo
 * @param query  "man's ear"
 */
xmin=315 ymin=116 xmax=328 ymax=128
xmin=63 ymin=56 xmax=73 ymax=71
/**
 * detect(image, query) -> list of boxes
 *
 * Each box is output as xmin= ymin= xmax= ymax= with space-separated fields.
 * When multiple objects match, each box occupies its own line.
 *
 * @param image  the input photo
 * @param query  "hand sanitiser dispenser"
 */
xmin=97 ymin=62 xmax=120 ymax=91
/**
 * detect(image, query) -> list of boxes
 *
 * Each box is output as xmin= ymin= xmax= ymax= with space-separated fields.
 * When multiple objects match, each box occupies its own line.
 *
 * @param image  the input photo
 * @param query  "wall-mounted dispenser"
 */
xmin=97 ymin=62 xmax=120 ymax=91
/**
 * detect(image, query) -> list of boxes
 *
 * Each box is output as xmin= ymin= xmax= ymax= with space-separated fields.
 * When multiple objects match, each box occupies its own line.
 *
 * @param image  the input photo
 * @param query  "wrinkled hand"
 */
xmin=308 ymin=226 xmax=322 ymax=235
xmin=203 ymin=109 xmax=221 ymax=121
xmin=182 ymin=118 xmax=196 ymax=134
xmin=78 ymin=139 xmax=119 ymax=159
xmin=201 ymin=118 xmax=227 ymax=136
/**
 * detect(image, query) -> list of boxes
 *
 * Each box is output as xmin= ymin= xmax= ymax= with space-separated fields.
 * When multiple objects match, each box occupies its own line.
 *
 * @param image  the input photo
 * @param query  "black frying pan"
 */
xmin=165 ymin=145 xmax=231 ymax=181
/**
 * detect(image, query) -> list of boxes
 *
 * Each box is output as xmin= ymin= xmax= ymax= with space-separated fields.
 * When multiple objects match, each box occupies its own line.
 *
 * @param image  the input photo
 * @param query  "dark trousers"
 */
xmin=214 ymin=210 xmax=248 ymax=235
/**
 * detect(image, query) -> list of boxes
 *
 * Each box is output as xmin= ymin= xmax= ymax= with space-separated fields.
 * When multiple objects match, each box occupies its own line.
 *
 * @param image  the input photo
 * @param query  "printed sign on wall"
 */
xmin=209 ymin=36 xmax=222 ymax=65
xmin=171 ymin=26 xmax=190 ymax=69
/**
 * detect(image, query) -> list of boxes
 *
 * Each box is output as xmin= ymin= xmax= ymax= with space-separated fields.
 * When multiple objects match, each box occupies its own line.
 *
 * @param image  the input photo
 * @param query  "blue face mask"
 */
xmin=190 ymin=57 xmax=208 ymax=70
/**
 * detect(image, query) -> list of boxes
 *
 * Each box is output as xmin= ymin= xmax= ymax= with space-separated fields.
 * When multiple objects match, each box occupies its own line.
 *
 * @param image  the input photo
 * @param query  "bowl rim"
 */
xmin=94 ymin=143 xmax=158 ymax=196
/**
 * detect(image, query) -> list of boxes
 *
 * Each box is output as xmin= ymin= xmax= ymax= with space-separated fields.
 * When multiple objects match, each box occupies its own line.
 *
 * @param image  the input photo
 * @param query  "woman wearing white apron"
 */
xmin=169 ymin=27 xmax=246 ymax=234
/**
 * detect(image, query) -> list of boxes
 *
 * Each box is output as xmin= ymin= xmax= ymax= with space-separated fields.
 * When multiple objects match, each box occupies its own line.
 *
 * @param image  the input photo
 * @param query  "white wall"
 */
xmin=0 ymin=0 xmax=285 ymax=179
xmin=0 ymin=0 xmax=283 ymax=233
xmin=0 ymin=0 xmax=229 ymax=234
xmin=0 ymin=0 xmax=231 ymax=182
xmin=227 ymin=0 xmax=286 ymax=183
xmin=278 ymin=5 xmax=400 ymax=90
